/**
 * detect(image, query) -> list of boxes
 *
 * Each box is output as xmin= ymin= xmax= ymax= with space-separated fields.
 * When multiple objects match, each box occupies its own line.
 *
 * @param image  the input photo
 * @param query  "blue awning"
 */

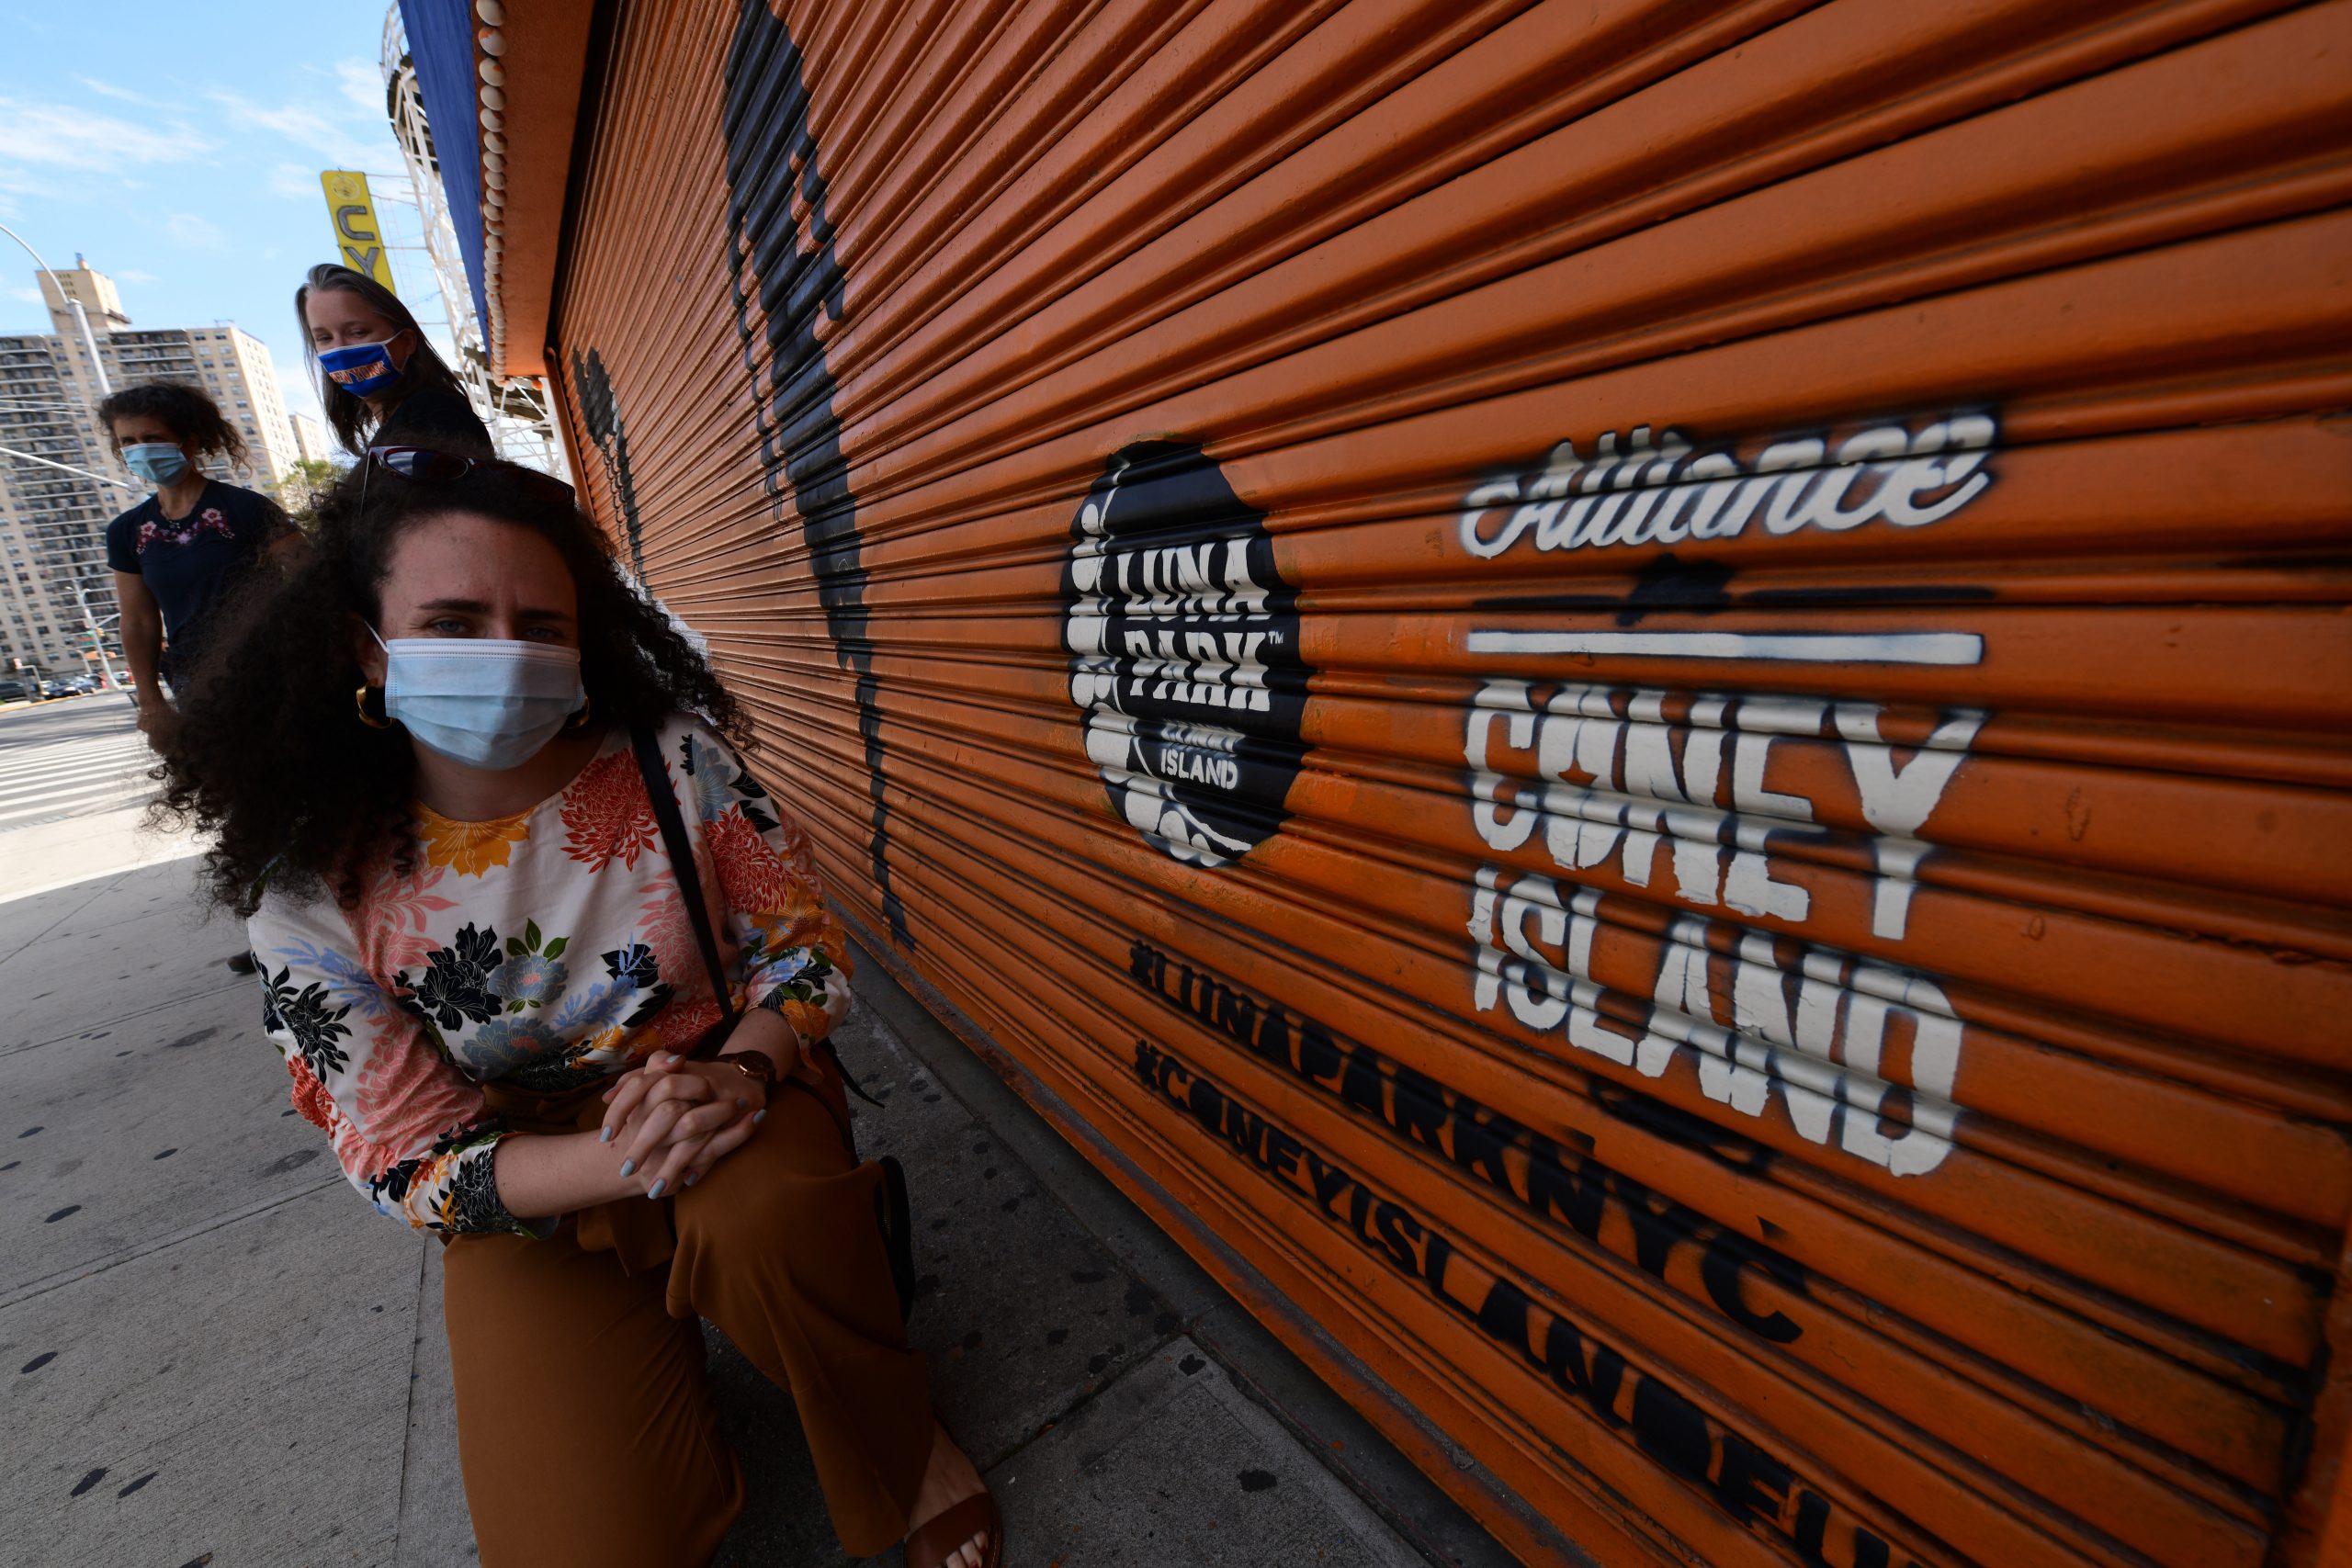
xmin=396 ymin=0 xmax=489 ymax=336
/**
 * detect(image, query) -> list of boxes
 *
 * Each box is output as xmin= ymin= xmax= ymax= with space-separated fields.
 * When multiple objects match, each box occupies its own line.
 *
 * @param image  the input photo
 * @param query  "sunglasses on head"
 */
xmin=358 ymin=445 xmax=575 ymax=513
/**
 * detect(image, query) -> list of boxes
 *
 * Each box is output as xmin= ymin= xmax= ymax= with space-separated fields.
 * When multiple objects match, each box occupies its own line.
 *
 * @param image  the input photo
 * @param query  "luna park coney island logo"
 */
xmin=1062 ymin=441 xmax=1310 ymax=867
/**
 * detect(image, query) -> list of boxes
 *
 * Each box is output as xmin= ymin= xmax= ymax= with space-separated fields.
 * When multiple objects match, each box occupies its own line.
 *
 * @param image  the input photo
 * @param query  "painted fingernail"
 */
xmin=735 ymin=1097 xmax=748 ymax=1110
xmin=752 ymin=1110 xmax=766 ymax=1126
xmin=647 ymin=1179 xmax=666 ymax=1200
xmin=598 ymin=1127 xmax=613 ymax=1144
xmin=663 ymin=1053 xmax=682 ymax=1065
xmin=619 ymin=1159 xmax=636 ymax=1178
xmin=684 ymin=1172 xmax=699 ymax=1188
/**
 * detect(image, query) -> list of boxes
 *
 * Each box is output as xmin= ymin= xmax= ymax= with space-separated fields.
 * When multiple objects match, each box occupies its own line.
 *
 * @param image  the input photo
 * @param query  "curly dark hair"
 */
xmin=96 ymin=380 xmax=250 ymax=471
xmin=297 ymin=262 xmax=469 ymax=454
xmin=154 ymin=455 xmax=745 ymax=915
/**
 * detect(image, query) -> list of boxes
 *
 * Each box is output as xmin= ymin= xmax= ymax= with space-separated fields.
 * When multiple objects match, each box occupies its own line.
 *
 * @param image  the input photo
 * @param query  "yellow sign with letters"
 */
xmin=320 ymin=171 xmax=397 ymax=292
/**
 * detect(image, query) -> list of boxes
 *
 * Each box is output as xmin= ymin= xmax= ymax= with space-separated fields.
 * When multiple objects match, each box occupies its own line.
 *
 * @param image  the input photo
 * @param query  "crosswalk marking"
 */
xmin=0 ymin=704 xmax=164 ymax=832
xmin=0 ymin=752 xmax=153 ymax=795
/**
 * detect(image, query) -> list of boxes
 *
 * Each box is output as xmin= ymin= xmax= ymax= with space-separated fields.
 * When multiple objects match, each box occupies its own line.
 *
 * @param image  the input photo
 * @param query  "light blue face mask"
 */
xmin=125 ymin=443 xmax=189 ymax=487
xmin=370 ymin=627 xmax=586 ymax=771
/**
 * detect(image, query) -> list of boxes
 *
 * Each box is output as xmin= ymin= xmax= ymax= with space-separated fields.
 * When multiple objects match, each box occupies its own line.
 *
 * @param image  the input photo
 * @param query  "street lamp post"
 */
xmin=0 ymin=445 xmax=138 ymax=492
xmin=69 ymin=577 xmax=122 ymax=691
xmin=0 ymin=444 xmax=137 ymax=686
xmin=0 ymin=243 xmax=123 ymax=691
xmin=0 ymin=221 xmax=111 ymax=397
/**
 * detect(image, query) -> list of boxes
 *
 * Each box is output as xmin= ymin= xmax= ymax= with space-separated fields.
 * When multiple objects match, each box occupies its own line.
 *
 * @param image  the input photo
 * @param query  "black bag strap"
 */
xmin=630 ymin=723 xmax=885 ymax=1109
xmin=631 ymin=724 xmax=736 ymax=1027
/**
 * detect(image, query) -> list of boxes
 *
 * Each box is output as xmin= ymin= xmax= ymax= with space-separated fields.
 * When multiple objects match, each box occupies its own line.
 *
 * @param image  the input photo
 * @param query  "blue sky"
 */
xmin=0 ymin=2 xmax=465 ymax=429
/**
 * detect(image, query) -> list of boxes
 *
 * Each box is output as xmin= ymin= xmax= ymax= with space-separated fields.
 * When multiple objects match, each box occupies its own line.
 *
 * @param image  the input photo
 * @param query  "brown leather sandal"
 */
xmin=903 ymin=1489 xmax=1003 ymax=1568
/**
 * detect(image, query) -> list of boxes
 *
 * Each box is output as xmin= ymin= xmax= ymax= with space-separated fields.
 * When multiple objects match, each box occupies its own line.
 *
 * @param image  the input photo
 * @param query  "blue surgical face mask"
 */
xmin=370 ymin=627 xmax=586 ymax=771
xmin=320 ymin=336 xmax=405 ymax=398
xmin=125 ymin=443 xmax=189 ymax=487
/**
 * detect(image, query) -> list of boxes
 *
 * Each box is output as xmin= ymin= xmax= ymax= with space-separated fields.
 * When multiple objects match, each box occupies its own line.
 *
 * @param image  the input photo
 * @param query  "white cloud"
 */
xmin=113 ymin=268 xmax=157 ymax=285
xmin=6 ymin=285 xmax=41 ymax=303
xmin=164 ymin=212 xmax=228 ymax=250
xmin=203 ymin=88 xmax=384 ymax=173
xmin=334 ymin=61 xmax=382 ymax=116
xmin=267 ymin=161 xmax=319 ymax=202
xmin=0 ymin=96 xmax=212 ymax=183
xmin=74 ymin=75 xmax=143 ymax=104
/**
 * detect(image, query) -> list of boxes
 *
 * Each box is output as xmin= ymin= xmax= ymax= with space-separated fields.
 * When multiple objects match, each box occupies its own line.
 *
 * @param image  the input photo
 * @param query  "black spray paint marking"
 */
xmin=1063 ymin=443 xmax=1310 ymax=867
xmin=719 ymin=0 xmax=908 ymax=945
xmin=1128 ymin=939 xmax=1802 ymax=1344
xmin=570 ymin=346 xmax=647 ymax=579
xmin=1133 ymin=1040 xmax=1927 ymax=1568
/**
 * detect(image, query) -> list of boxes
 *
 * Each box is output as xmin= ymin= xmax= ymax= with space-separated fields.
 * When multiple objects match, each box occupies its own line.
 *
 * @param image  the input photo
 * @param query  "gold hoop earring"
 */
xmin=355 ymin=684 xmax=391 ymax=729
xmin=563 ymin=694 xmax=594 ymax=730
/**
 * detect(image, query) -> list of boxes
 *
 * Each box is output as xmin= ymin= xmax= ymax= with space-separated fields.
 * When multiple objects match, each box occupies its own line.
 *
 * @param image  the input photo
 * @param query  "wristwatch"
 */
xmin=714 ymin=1050 xmax=779 ymax=1087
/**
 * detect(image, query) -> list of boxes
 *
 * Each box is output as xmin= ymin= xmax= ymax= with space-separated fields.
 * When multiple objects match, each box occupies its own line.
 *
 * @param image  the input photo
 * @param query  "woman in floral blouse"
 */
xmin=158 ymin=453 xmax=996 ymax=1568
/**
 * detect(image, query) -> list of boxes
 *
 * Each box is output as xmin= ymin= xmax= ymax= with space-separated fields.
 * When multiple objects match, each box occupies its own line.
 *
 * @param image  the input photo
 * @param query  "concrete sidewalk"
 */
xmin=0 ymin=858 xmax=1524 ymax=1568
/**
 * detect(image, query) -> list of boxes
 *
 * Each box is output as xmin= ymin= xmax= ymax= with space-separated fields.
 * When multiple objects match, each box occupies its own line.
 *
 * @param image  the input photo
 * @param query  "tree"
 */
xmin=272 ymin=457 xmax=344 ymax=528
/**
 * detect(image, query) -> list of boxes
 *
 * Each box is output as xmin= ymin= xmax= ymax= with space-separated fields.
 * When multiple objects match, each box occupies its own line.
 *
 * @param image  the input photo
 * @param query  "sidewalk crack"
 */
xmin=0 ymin=976 xmax=251 ymax=1059
xmin=986 ymin=1324 xmax=1192 ymax=1472
xmin=0 ymin=1176 xmax=342 ymax=1311
xmin=0 ymin=870 xmax=127 ymax=967
xmin=390 ymin=1243 xmax=429 ymax=1567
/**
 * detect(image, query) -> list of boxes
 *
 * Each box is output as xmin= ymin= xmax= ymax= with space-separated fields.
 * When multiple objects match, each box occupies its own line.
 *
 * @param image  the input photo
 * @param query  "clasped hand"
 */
xmin=598 ymin=1052 xmax=766 ymax=1199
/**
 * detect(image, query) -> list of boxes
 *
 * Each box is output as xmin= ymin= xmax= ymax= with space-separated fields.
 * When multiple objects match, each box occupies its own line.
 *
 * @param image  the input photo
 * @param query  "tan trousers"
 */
xmin=440 ymin=1077 xmax=933 ymax=1567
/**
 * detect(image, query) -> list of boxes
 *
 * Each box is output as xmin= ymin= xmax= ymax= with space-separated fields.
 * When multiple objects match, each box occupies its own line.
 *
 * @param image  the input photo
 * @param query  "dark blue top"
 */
xmin=373 ymin=386 xmax=493 ymax=457
xmin=104 ymin=479 xmax=284 ymax=679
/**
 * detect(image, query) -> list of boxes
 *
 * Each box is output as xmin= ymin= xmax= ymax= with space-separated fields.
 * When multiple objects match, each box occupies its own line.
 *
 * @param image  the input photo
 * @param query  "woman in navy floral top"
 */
xmin=158 ymin=455 xmax=999 ymax=1568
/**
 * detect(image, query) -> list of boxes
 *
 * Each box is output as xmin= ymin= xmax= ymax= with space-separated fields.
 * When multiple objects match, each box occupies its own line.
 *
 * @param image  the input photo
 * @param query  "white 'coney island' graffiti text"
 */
xmin=1458 ymin=412 xmax=1996 ymax=561
xmin=1467 ymin=865 xmax=1964 ymax=1178
xmin=1465 ymin=679 xmax=1983 ymax=943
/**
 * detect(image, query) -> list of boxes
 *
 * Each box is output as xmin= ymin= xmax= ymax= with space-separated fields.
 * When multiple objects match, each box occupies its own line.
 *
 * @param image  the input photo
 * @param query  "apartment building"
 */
xmin=289 ymin=412 xmax=333 ymax=466
xmin=0 ymin=333 xmax=118 ymax=678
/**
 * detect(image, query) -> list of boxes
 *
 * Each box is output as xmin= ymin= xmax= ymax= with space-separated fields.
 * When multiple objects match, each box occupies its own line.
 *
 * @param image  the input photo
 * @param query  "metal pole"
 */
xmin=70 ymin=578 xmax=121 ymax=691
xmin=0 ymin=446 xmax=133 ymax=691
xmin=0 ymin=444 xmax=138 ymax=491
xmin=0 ymin=221 xmax=110 ymax=397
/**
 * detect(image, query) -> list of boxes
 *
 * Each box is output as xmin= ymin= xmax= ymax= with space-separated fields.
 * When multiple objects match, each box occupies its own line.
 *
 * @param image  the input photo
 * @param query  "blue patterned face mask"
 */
xmin=320 ymin=337 xmax=404 ymax=397
xmin=370 ymin=627 xmax=585 ymax=771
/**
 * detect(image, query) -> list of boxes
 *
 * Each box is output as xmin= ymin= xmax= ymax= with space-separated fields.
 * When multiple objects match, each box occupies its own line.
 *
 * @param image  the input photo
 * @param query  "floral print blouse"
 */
xmin=244 ymin=714 xmax=853 ymax=1237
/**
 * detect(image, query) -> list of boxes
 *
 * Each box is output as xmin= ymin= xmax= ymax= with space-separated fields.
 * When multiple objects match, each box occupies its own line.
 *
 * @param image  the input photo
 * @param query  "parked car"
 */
xmin=40 ymin=681 xmax=75 ymax=700
xmin=0 ymin=678 xmax=30 ymax=704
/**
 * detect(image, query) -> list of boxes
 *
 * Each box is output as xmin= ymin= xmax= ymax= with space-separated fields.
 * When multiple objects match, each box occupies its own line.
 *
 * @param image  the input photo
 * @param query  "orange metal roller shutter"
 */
xmin=546 ymin=2 xmax=2352 ymax=1562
